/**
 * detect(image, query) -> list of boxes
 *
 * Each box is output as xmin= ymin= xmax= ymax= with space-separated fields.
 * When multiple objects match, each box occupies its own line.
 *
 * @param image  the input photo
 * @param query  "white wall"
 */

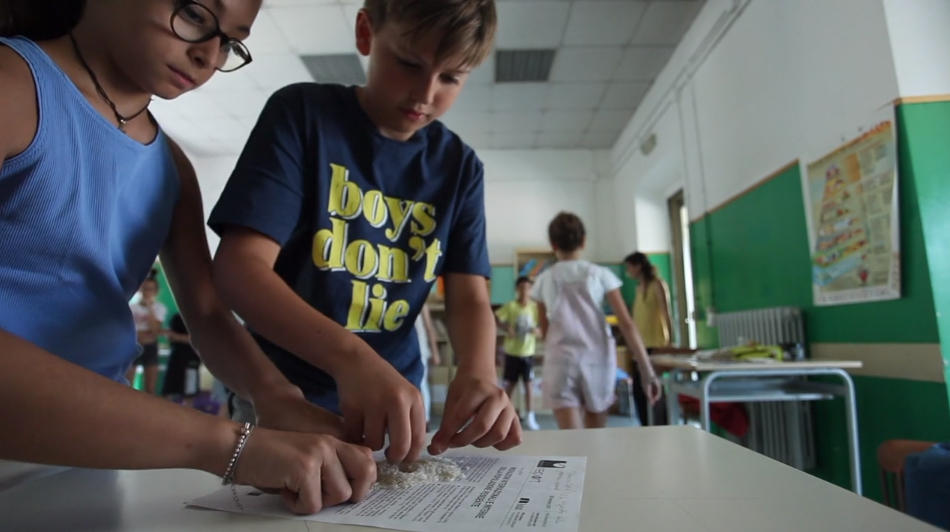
xmin=188 ymin=149 xmax=615 ymax=264
xmin=883 ymin=0 xmax=950 ymax=98
xmin=611 ymin=0 xmax=901 ymax=227
xmin=190 ymin=155 xmax=238 ymax=254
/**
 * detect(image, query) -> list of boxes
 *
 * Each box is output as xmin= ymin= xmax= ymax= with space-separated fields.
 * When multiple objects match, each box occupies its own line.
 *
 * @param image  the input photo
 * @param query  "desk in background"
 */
xmin=652 ymin=355 xmax=864 ymax=494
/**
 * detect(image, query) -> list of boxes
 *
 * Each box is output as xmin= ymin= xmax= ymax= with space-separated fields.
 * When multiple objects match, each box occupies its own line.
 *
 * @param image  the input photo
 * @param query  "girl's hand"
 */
xmin=642 ymin=373 xmax=663 ymax=405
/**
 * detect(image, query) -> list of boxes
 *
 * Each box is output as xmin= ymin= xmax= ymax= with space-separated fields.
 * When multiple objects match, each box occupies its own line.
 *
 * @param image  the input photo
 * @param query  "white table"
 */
xmin=652 ymin=356 xmax=864 ymax=494
xmin=0 ymin=427 xmax=937 ymax=532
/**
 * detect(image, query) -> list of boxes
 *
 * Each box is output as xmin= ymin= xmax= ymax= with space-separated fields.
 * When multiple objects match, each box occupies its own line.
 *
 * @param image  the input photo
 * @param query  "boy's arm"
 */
xmin=494 ymin=305 xmax=514 ymax=335
xmin=214 ymin=226 xmax=426 ymax=463
xmin=429 ymin=273 xmax=522 ymax=455
xmin=162 ymin=141 xmax=344 ymax=438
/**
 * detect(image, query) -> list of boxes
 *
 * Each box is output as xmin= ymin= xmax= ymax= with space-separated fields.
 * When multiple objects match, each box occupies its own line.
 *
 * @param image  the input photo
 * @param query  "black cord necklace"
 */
xmin=68 ymin=33 xmax=151 ymax=132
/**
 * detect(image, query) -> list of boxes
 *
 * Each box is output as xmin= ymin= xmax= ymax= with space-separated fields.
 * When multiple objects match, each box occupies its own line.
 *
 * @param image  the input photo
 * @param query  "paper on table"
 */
xmin=187 ymin=453 xmax=587 ymax=532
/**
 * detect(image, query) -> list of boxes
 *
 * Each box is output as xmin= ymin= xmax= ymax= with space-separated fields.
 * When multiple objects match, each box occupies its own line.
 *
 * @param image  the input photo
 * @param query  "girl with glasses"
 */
xmin=0 ymin=0 xmax=375 ymax=515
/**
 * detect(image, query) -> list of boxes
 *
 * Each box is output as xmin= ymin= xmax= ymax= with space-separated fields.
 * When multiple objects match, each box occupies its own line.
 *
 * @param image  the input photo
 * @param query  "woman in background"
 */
xmin=128 ymin=271 xmax=167 ymax=395
xmin=624 ymin=252 xmax=673 ymax=425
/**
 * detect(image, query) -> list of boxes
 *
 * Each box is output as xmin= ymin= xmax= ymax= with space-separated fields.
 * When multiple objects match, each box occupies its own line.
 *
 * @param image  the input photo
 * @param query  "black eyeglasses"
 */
xmin=171 ymin=0 xmax=253 ymax=72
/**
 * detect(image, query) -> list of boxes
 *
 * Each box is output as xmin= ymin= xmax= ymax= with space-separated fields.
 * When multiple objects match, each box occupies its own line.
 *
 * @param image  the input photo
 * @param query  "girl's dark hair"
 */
xmin=144 ymin=268 xmax=159 ymax=285
xmin=548 ymin=212 xmax=586 ymax=253
xmin=515 ymin=276 xmax=532 ymax=288
xmin=624 ymin=252 xmax=657 ymax=283
xmin=1 ymin=0 xmax=86 ymax=40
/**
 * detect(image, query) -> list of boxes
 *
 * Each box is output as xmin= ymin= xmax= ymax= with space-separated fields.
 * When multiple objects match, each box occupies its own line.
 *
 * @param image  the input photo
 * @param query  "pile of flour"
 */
xmin=374 ymin=457 xmax=464 ymax=489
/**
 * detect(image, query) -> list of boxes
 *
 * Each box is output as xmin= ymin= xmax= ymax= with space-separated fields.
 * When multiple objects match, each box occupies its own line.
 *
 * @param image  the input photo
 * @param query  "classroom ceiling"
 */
xmin=151 ymin=0 xmax=705 ymax=157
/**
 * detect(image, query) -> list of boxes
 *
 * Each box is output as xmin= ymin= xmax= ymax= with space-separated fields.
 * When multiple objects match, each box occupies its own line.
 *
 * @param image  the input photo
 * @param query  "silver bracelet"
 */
xmin=221 ymin=422 xmax=254 ymax=486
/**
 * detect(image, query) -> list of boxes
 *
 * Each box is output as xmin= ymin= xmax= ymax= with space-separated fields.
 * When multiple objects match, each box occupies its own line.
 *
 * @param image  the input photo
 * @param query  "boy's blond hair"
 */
xmin=363 ymin=0 xmax=497 ymax=69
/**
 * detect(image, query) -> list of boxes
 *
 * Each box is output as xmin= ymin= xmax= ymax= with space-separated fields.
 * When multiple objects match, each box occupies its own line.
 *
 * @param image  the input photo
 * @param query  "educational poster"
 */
xmin=802 ymin=114 xmax=900 ymax=306
xmin=189 ymin=453 xmax=587 ymax=532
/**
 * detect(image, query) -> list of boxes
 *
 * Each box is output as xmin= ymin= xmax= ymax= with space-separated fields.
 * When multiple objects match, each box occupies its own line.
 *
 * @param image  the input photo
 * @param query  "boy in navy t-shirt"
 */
xmin=209 ymin=0 xmax=520 ymax=464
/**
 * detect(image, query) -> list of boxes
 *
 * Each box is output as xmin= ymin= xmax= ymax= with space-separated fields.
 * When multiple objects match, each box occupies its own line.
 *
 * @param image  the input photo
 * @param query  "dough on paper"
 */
xmin=374 ymin=457 xmax=464 ymax=489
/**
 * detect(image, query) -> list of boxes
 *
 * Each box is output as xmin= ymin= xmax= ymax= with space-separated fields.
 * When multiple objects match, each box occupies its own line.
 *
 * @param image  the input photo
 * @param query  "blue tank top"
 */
xmin=0 ymin=37 xmax=180 ymax=383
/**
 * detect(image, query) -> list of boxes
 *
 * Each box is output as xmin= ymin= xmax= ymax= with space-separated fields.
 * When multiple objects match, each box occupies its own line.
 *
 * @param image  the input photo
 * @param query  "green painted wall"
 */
xmin=809 ymin=376 xmax=950 ymax=501
xmin=689 ymin=162 xmax=938 ymax=345
xmin=490 ymin=265 xmax=516 ymax=305
xmin=686 ymin=103 xmax=950 ymax=499
xmin=901 ymin=102 xmax=950 ymax=397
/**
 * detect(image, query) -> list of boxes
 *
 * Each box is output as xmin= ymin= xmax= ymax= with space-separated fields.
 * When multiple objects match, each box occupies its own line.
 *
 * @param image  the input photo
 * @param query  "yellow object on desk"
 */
xmin=605 ymin=315 xmax=618 ymax=326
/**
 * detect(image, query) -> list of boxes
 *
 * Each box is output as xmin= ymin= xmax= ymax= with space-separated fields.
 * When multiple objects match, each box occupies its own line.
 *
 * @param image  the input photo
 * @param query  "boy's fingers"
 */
xmin=343 ymin=411 xmax=365 ymax=445
xmin=384 ymin=406 xmax=412 ymax=463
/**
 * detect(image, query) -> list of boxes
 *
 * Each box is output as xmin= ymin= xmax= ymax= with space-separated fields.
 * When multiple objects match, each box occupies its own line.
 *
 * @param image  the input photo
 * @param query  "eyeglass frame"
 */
xmin=170 ymin=0 xmax=253 ymax=72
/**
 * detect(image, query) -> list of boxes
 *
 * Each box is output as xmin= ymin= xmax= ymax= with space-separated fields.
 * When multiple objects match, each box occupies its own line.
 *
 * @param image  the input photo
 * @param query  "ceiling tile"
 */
xmin=631 ymin=0 xmax=704 ymax=46
xmin=459 ymin=132 xmax=491 ymax=149
xmin=580 ymin=129 xmax=621 ymax=149
xmin=199 ymin=68 xmax=260 ymax=93
xmin=600 ymin=81 xmax=650 ymax=109
xmin=589 ymin=107 xmax=634 ymax=131
xmin=441 ymin=109 xmax=493 ymax=134
xmin=492 ymin=83 xmax=550 ymax=111
xmin=451 ymin=85 xmax=493 ymax=112
xmin=243 ymin=10 xmax=293 ymax=56
xmin=268 ymin=6 xmax=354 ymax=54
xmin=537 ymin=130 xmax=586 ymax=149
xmin=492 ymin=110 xmax=543 ymax=132
xmin=496 ymin=2 xmax=572 ymax=48
xmin=550 ymin=47 xmax=623 ymax=82
xmin=564 ymin=1 xmax=647 ymax=46
xmin=546 ymin=83 xmax=607 ymax=110
xmin=541 ymin=109 xmax=594 ymax=131
xmin=342 ymin=4 xmax=362 ymax=28
xmin=466 ymin=53 xmax=495 ymax=85
xmin=489 ymin=131 xmax=538 ymax=150
xmin=212 ymin=90 xmax=273 ymax=119
xmin=166 ymin=91 xmax=230 ymax=120
xmin=613 ymin=46 xmax=675 ymax=81
xmin=238 ymin=116 xmax=262 ymax=131
xmin=241 ymin=53 xmax=314 ymax=91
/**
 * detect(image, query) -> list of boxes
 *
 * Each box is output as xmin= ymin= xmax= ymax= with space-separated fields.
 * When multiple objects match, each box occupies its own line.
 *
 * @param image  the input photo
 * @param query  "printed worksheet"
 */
xmin=188 ymin=453 xmax=586 ymax=532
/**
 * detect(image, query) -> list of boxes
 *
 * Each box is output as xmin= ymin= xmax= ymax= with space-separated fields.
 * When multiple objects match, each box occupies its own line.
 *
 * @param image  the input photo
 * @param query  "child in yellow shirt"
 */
xmin=496 ymin=277 xmax=542 ymax=430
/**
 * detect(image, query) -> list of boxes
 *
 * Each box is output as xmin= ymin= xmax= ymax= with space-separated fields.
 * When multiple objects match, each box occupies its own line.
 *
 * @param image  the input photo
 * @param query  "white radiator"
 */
xmin=716 ymin=307 xmax=815 ymax=470
xmin=716 ymin=306 xmax=806 ymax=350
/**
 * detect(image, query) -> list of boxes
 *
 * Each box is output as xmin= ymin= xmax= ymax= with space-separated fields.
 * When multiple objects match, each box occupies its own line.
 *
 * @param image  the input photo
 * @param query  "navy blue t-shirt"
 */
xmin=208 ymin=84 xmax=490 ymax=413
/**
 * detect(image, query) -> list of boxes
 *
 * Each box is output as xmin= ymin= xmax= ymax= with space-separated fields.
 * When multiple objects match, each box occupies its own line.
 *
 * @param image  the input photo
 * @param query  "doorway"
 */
xmin=667 ymin=190 xmax=696 ymax=348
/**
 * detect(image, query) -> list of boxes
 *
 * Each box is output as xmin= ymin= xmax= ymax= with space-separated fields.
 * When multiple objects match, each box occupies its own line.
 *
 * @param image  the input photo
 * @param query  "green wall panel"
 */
xmin=809 ymin=376 xmax=950 ymax=499
xmin=900 ymin=102 xmax=950 ymax=396
xmin=689 ymin=160 xmax=938 ymax=346
xmin=490 ymin=265 xmax=516 ymax=305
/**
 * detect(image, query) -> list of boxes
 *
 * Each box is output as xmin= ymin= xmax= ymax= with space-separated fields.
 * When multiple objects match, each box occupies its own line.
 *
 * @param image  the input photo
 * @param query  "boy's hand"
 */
xmin=429 ymin=372 xmax=521 ymax=455
xmin=335 ymin=354 xmax=426 ymax=464
xmin=254 ymin=386 xmax=346 ymax=440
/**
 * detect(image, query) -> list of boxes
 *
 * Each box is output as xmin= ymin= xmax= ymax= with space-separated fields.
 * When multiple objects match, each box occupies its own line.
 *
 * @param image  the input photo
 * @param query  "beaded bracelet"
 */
xmin=221 ymin=422 xmax=254 ymax=486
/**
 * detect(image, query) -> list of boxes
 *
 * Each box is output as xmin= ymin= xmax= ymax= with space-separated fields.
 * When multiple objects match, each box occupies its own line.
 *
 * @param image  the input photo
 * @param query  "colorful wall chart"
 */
xmin=803 ymin=117 xmax=901 ymax=306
